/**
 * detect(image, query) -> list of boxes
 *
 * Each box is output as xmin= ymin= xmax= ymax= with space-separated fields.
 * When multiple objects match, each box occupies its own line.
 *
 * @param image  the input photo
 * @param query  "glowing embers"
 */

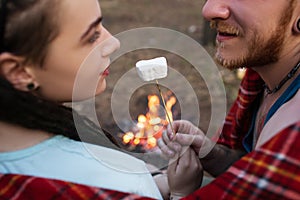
xmin=122 ymin=94 xmax=176 ymax=151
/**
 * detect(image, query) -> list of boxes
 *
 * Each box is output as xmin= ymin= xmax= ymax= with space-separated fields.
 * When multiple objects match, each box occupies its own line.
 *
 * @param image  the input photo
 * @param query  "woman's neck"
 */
xmin=0 ymin=121 xmax=53 ymax=152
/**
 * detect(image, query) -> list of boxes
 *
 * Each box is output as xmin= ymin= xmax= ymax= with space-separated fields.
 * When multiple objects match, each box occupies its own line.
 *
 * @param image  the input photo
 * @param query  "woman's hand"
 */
xmin=167 ymin=146 xmax=203 ymax=199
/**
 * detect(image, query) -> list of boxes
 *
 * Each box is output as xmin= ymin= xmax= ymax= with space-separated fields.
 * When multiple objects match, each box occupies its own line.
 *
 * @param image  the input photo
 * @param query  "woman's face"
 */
xmin=29 ymin=0 xmax=120 ymax=102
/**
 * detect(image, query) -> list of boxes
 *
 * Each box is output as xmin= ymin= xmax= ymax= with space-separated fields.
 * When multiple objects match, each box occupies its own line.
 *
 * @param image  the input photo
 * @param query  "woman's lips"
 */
xmin=100 ymin=67 xmax=109 ymax=76
xmin=102 ymin=68 xmax=110 ymax=76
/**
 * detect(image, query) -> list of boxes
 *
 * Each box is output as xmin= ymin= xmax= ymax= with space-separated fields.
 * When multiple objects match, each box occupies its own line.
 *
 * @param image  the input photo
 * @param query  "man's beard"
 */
xmin=215 ymin=28 xmax=285 ymax=70
xmin=212 ymin=5 xmax=294 ymax=70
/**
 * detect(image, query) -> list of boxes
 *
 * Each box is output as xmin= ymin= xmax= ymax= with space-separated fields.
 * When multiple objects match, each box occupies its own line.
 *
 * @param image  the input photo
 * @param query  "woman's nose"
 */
xmin=101 ymin=28 xmax=120 ymax=57
xmin=202 ymin=0 xmax=230 ymax=21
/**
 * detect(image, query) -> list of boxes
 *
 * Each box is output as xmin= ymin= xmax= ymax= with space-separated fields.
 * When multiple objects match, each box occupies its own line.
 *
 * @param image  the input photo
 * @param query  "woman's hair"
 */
xmin=0 ymin=0 xmax=120 ymax=148
xmin=3 ymin=0 xmax=60 ymax=65
xmin=0 ymin=77 xmax=120 ymax=147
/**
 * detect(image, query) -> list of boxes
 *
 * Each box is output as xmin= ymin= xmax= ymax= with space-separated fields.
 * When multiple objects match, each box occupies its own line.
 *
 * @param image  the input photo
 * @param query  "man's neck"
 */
xmin=252 ymin=55 xmax=300 ymax=94
xmin=0 ymin=121 xmax=53 ymax=152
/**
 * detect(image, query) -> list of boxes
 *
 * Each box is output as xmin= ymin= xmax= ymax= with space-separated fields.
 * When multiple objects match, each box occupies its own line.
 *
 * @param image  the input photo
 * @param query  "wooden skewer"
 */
xmin=155 ymin=80 xmax=176 ymax=136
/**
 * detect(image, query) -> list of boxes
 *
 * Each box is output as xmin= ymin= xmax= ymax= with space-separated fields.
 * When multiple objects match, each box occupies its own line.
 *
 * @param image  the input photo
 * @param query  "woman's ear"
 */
xmin=0 ymin=53 xmax=39 ymax=91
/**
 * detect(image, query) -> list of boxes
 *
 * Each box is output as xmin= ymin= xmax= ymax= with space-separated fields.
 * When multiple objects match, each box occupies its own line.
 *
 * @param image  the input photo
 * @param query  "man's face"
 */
xmin=202 ymin=0 xmax=295 ymax=70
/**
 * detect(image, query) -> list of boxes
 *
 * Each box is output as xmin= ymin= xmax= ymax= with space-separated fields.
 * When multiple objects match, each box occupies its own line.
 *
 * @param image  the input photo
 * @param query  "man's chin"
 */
xmin=215 ymin=55 xmax=245 ymax=70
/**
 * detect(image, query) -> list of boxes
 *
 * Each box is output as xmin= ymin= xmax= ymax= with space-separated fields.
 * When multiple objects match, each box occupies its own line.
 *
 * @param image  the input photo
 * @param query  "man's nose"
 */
xmin=202 ymin=0 xmax=230 ymax=21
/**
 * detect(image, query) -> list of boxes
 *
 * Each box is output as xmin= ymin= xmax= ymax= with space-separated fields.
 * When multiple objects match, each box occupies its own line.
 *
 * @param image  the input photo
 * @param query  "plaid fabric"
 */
xmin=183 ymin=69 xmax=300 ymax=199
xmin=0 ymin=173 xmax=155 ymax=200
xmin=184 ymin=123 xmax=300 ymax=200
xmin=214 ymin=68 xmax=264 ymax=149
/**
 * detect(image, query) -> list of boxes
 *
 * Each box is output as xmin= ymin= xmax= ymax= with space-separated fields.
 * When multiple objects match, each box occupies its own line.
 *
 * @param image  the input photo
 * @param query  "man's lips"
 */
xmin=217 ymin=32 xmax=237 ymax=42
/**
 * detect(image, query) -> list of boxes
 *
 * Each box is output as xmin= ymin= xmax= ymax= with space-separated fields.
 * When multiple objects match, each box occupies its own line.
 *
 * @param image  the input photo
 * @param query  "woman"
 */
xmin=0 ymin=0 xmax=165 ymax=198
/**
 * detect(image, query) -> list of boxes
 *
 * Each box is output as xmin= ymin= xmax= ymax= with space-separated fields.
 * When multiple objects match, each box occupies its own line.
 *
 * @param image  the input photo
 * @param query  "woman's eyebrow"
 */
xmin=80 ymin=16 xmax=103 ymax=40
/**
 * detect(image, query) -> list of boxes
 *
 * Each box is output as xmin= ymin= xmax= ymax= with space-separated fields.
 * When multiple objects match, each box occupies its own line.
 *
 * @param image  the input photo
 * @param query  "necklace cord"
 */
xmin=264 ymin=61 xmax=300 ymax=94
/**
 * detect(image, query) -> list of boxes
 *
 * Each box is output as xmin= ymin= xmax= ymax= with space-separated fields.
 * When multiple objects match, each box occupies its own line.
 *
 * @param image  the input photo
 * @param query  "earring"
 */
xmin=26 ymin=83 xmax=35 ymax=91
xmin=297 ymin=18 xmax=300 ymax=32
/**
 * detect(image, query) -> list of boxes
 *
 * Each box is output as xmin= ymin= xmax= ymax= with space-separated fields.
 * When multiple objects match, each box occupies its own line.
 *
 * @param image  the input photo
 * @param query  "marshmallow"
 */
xmin=136 ymin=57 xmax=168 ymax=81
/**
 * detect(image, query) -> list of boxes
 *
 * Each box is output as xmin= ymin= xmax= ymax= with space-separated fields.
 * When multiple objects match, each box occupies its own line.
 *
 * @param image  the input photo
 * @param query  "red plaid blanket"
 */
xmin=0 ymin=173 xmax=154 ymax=200
xmin=185 ymin=122 xmax=300 ymax=199
xmin=183 ymin=69 xmax=300 ymax=199
xmin=215 ymin=68 xmax=264 ymax=149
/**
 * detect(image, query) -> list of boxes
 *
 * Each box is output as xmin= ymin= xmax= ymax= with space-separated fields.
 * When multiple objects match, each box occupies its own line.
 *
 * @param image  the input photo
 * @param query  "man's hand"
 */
xmin=158 ymin=120 xmax=246 ymax=176
xmin=158 ymin=120 xmax=213 ymax=158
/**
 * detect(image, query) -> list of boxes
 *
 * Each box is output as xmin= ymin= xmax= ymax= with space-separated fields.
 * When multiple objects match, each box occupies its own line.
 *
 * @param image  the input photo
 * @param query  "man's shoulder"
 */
xmin=256 ymin=89 xmax=300 ymax=148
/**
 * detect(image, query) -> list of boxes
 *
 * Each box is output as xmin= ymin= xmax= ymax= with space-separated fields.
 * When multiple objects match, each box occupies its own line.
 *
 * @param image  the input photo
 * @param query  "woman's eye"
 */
xmin=88 ymin=31 xmax=100 ymax=43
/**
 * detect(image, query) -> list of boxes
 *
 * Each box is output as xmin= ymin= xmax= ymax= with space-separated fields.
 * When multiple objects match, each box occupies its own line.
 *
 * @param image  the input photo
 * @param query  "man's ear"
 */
xmin=293 ymin=17 xmax=300 ymax=34
xmin=0 ymin=53 xmax=38 ymax=91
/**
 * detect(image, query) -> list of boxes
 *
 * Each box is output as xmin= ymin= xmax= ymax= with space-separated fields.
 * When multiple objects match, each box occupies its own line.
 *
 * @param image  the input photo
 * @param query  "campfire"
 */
xmin=121 ymin=93 xmax=177 ymax=151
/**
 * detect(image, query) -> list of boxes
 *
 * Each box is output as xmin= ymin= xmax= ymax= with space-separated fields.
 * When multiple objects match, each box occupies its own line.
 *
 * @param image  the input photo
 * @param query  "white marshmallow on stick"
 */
xmin=135 ymin=57 xmax=175 ymax=136
xmin=136 ymin=57 xmax=168 ymax=81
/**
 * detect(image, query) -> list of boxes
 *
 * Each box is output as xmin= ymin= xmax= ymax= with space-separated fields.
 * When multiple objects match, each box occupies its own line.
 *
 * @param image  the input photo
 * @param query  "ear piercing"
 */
xmin=297 ymin=18 xmax=300 ymax=32
xmin=26 ymin=82 xmax=35 ymax=90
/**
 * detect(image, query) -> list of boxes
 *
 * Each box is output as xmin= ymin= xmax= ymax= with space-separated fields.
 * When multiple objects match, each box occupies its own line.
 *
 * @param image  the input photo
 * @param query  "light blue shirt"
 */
xmin=0 ymin=135 xmax=162 ymax=199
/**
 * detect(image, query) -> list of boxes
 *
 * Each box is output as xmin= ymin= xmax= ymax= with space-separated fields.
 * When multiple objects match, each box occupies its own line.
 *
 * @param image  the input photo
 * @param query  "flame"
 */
xmin=138 ymin=115 xmax=147 ymax=123
xmin=122 ymin=132 xmax=134 ymax=144
xmin=122 ymin=93 xmax=176 ymax=150
xmin=147 ymin=95 xmax=161 ymax=125
xmin=147 ymin=136 xmax=157 ymax=148
xmin=165 ymin=96 xmax=176 ymax=123
xmin=133 ymin=138 xmax=140 ymax=145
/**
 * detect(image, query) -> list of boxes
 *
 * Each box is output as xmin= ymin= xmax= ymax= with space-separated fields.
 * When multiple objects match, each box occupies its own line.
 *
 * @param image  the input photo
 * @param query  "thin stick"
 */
xmin=155 ymin=80 xmax=176 ymax=136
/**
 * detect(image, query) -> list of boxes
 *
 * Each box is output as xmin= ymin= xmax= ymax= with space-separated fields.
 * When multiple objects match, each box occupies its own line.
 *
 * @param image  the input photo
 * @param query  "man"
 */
xmin=159 ymin=0 xmax=300 ymax=199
